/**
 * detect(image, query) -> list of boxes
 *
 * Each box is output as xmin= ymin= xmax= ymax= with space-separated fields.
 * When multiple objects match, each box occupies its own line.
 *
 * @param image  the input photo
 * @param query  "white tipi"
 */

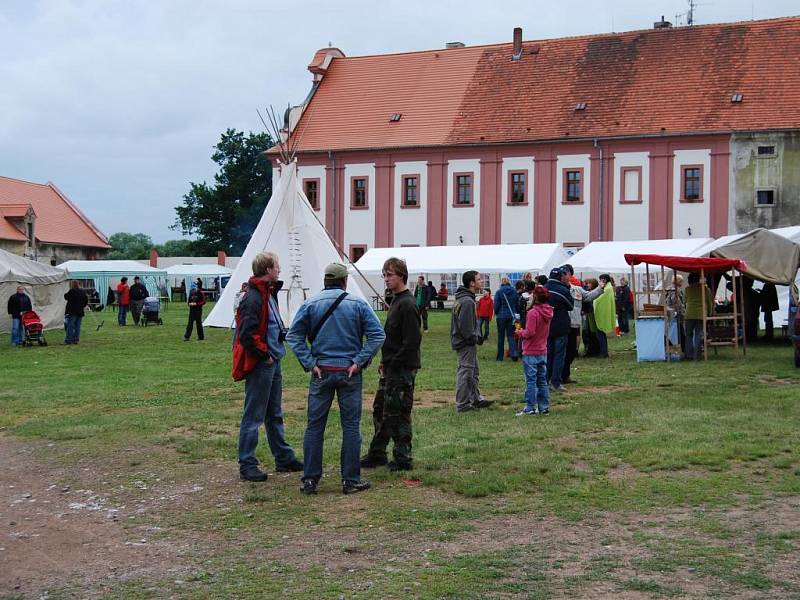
xmin=204 ymin=161 xmax=368 ymax=328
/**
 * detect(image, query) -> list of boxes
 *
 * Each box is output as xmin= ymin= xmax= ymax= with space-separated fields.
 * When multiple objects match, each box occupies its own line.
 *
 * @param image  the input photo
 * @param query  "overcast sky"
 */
xmin=1 ymin=0 xmax=796 ymax=243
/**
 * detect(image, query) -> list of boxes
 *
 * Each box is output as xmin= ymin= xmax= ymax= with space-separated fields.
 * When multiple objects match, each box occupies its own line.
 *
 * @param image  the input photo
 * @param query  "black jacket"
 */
xmin=64 ymin=288 xmax=88 ymax=317
xmin=381 ymin=289 xmax=422 ymax=370
xmin=129 ymin=282 xmax=149 ymax=301
xmin=7 ymin=292 xmax=32 ymax=319
xmin=545 ymin=279 xmax=574 ymax=338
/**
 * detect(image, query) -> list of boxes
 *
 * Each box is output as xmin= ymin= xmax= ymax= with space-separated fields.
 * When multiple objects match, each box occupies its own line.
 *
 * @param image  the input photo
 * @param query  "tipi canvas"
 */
xmin=204 ymin=161 xmax=367 ymax=328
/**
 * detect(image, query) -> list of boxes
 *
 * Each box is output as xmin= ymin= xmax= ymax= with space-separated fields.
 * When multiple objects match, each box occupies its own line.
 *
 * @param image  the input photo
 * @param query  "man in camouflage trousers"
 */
xmin=361 ymin=257 xmax=422 ymax=471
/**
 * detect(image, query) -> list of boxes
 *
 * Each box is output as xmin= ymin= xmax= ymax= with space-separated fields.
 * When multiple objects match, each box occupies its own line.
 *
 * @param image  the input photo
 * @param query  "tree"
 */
xmin=156 ymin=239 xmax=198 ymax=257
xmin=173 ymin=129 xmax=274 ymax=255
xmin=107 ymin=232 xmax=153 ymax=260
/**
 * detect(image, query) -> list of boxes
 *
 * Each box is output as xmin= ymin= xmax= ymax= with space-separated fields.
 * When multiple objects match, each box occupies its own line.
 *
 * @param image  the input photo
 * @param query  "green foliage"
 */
xmin=156 ymin=238 xmax=198 ymax=257
xmin=173 ymin=128 xmax=274 ymax=255
xmin=106 ymin=231 xmax=153 ymax=259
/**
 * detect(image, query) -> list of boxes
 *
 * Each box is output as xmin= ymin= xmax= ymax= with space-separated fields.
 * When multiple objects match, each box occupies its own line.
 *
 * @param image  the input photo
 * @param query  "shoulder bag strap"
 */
xmin=309 ymin=292 xmax=348 ymax=344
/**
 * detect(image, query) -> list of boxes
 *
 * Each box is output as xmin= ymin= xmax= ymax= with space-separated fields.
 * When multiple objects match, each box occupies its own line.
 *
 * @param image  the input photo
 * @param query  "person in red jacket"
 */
xmin=517 ymin=286 xmax=554 ymax=416
xmin=476 ymin=289 xmax=494 ymax=341
xmin=116 ymin=277 xmax=130 ymax=326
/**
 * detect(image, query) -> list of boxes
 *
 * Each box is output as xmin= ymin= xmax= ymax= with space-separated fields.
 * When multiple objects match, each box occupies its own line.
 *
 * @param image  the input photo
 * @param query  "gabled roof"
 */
xmin=286 ymin=16 xmax=800 ymax=152
xmin=0 ymin=176 xmax=110 ymax=248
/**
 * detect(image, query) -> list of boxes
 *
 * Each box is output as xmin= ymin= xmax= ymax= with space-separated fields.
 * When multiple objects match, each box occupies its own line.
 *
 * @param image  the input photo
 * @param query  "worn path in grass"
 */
xmin=2 ymin=305 xmax=800 ymax=598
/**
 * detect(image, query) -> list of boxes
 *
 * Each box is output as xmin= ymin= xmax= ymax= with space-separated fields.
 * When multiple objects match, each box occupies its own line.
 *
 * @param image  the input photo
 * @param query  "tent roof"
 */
xmin=625 ymin=254 xmax=746 ymax=274
xmin=569 ymin=238 xmax=712 ymax=273
xmin=0 ymin=248 xmax=67 ymax=285
xmin=58 ymin=260 xmax=167 ymax=276
xmin=703 ymin=228 xmax=800 ymax=285
xmin=350 ymin=243 xmax=569 ymax=275
xmin=771 ymin=225 xmax=800 ymax=243
xmin=164 ymin=264 xmax=232 ymax=277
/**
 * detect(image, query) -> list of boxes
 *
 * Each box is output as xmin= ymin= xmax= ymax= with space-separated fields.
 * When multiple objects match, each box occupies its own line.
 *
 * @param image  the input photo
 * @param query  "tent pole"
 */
xmin=646 ymin=264 xmax=651 ymax=305
xmin=701 ymin=267 xmax=708 ymax=362
xmin=630 ymin=264 xmax=637 ymax=319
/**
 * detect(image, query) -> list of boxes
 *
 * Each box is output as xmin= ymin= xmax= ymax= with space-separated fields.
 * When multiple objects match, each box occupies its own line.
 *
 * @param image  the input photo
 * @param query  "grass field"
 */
xmin=1 ymin=302 xmax=799 ymax=599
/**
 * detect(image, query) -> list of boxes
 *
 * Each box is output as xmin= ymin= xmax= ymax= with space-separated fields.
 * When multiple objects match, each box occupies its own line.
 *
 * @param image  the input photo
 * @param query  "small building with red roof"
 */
xmin=273 ymin=16 xmax=800 ymax=261
xmin=0 ymin=176 xmax=110 ymax=264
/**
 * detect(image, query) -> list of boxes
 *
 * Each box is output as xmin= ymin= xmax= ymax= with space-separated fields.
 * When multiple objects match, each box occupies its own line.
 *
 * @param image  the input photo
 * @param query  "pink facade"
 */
xmin=288 ymin=134 xmax=731 ymax=259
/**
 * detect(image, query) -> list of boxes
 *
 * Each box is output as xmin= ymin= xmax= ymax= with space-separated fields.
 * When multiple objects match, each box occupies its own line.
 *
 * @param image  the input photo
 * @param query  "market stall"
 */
xmin=624 ymin=254 xmax=748 ymax=362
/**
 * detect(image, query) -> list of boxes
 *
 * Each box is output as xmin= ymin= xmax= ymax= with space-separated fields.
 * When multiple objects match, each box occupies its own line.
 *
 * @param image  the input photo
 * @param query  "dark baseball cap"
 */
xmin=549 ymin=267 xmax=565 ymax=279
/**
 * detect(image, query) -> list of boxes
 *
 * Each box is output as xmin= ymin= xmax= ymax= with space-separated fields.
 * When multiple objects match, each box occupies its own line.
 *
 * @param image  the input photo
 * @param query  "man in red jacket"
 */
xmin=232 ymin=251 xmax=302 ymax=482
xmin=476 ymin=289 xmax=494 ymax=341
xmin=116 ymin=277 xmax=130 ymax=326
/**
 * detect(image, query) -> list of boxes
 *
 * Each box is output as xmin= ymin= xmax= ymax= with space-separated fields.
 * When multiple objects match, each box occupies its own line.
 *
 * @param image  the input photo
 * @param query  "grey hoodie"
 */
xmin=450 ymin=286 xmax=482 ymax=350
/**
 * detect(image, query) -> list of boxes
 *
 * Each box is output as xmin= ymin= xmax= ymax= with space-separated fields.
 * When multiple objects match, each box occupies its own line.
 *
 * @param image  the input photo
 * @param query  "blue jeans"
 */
xmin=479 ymin=317 xmax=491 ymax=340
xmin=238 ymin=360 xmax=296 ymax=471
xmin=496 ymin=317 xmax=517 ymax=360
xmin=523 ymin=354 xmax=549 ymax=412
xmin=303 ymin=370 xmax=363 ymax=483
xmin=546 ymin=335 xmax=568 ymax=387
xmin=684 ymin=319 xmax=704 ymax=360
xmin=64 ymin=315 xmax=83 ymax=344
xmin=596 ymin=331 xmax=608 ymax=357
xmin=11 ymin=318 xmax=22 ymax=345
xmin=117 ymin=304 xmax=128 ymax=325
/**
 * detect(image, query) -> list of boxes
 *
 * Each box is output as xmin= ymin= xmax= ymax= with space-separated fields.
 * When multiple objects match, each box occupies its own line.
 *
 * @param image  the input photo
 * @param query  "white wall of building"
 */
xmin=672 ymin=149 xmax=711 ymax=239
xmin=343 ymin=163 xmax=376 ymax=252
xmin=393 ymin=161 xmax=428 ymax=246
xmin=500 ymin=156 xmax=535 ymax=243
xmin=555 ymin=154 xmax=592 ymax=243
xmin=446 ymin=159 xmax=481 ymax=246
xmin=612 ymin=151 xmax=650 ymax=241
xmin=297 ymin=164 xmax=326 ymax=217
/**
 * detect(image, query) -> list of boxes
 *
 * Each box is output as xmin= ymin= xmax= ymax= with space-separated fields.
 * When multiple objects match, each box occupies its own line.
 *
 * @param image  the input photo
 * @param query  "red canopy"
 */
xmin=624 ymin=254 xmax=747 ymax=274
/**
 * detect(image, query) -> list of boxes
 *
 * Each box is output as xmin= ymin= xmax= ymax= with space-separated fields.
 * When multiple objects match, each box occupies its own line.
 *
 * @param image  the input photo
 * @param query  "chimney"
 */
xmin=217 ymin=250 xmax=227 ymax=267
xmin=149 ymin=248 xmax=158 ymax=268
xmin=512 ymin=27 xmax=523 ymax=60
xmin=654 ymin=16 xmax=672 ymax=29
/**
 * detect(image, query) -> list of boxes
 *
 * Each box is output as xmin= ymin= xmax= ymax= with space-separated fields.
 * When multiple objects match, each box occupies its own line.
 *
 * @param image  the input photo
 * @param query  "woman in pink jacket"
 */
xmin=517 ymin=286 xmax=554 ymax=416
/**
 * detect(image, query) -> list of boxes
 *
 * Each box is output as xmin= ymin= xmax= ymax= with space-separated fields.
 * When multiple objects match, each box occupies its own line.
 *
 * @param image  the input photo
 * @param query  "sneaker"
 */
xmin=388 ymin=460 xmax=413 ymax=472
xmin=276 ymin=458 xmax=304 ymax=473
xmin=342 ymin=479 xmax=371 ymax=495
xmin=360 ymin=455 xmax=388 ymax=468
xmin=550 ymin=384 xmax=567 ymax=392
xmin=540 ymin=409 xmax=550 ymax=415
xmin=239 ymin=467 xmax=268 ymax=482
xmin=474 ymin=398 xmax=494 ymax=409
xmin=300 ymin=479 xmax=318 ymax=495
xmin=515 ymin=409 xmax=536 ymax=416
xmin=457 ymin=405 xmax=477 ymax=413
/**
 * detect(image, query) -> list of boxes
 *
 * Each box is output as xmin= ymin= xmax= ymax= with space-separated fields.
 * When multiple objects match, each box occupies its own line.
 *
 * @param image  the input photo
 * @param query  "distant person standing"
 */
xmin=63 ymin=281 xmax=88 ymax=345
xmin=544 ymin=267 xmax=574 ymax=392
xmin=615 ymin=276 xmax=632 ymax=335
xmin=7 ymin=285 xmax=32 ymax=346
xmin=562 ymin=264 xmax=602 ymax=384
xmin=437 ymin=283 xmax=448 ymax=309
xmin=129 ymin=276 xmax=149 ymax=325
xmin=476 ymin=289 xmax=494 ymax=341
xmin=426 ymin=281 xmax=437 ymax=309
xmin=451 ymin=270 xmax=493 ymax=413
xmin=517 ymin=285 xmax=553 ymax=416
xmin=362 ymin=257 xmax=422 ymax=472
xmin=684 ymin=272 xmax=713 ymax=360
xmin=287 ymin=262 xmax=385 ymax=495
xmin=494 ymin=277 xmax=519 ymax=362
xmin=116 ymin=277 xmax=130 ymax=326
xmin=414 ymin=275 xmax=430 ymax=333
xmin=184 ymin=284 xmax=206 ymax=341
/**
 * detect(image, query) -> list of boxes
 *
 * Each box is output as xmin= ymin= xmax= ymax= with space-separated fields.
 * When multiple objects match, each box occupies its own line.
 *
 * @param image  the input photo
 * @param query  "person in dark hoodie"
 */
xmin=128 ymin=276 xmax=149 ymax=325
xmin=232 ymin=251 xmax=303 ymax=482
xmin=361 ymin=257 xmax=422 ymax=472
xmin=7 ymin=285 xmax=32 ymax=346
xmin=63 ymin=280 xmax=88 ymax=344
xmin=544 ymin=267 xmax=575 ymax=392
xmin=451 ymin=270 xmax=494 ymax=413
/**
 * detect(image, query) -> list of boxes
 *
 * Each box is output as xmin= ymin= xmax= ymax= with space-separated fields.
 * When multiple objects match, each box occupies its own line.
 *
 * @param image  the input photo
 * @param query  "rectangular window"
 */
xmin=756 ymin=190 xmax=775 ymax=206
xmin=303 ymin=178 xmax=320 ymax=210
xmin=402 ymin=175 xmax=419 ymax=207
xmin=620 ymin=167 xmax=642 ymax=203
xmin=453 ymin=173 xmax=473 ymax=206
xmin=681 ymin=165 xmax=703 ymax=202
xmin=562 ymin=168 xmax=584 ymax=203
xmin=351 ymin=177 xmax=368 ymax=209
xmin=508 ymin=170 xmax=527 ymax=205
xmin=757 ymin=145 xmax=776 ymax=156
xmin=350 ymin=245 xmax=367 ymax=262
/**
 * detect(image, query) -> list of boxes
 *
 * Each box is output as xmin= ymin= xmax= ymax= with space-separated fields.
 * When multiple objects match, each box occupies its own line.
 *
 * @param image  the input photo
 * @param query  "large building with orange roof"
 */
xmin=273 ymin=16 xmax=800 ymax=261
xmin=0 ymin=176 xmax=110 ymax=264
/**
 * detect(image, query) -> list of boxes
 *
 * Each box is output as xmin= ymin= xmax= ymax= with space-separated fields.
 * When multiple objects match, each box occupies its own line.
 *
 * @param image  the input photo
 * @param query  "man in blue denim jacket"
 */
xmin=287 ymin=262 xmax=385 ymax=496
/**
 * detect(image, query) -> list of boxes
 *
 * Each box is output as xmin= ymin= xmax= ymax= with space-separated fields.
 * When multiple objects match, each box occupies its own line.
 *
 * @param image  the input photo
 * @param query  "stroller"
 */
xmin=141 ymin=297 xmax=163 ymax=326
xmin=21 ymin=310 xmax=48 ymax=346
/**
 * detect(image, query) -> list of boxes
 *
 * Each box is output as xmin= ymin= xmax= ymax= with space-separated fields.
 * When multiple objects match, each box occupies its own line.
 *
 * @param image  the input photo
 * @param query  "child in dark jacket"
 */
xmin=517 ymin=286 xmax=554 ymax=416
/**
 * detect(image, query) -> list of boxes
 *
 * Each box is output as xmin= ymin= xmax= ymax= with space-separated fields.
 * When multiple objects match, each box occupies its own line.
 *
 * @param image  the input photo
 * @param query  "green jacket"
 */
xmin=593 ymin=284 xmax=617 ymax=334
xmin=684 ymin=283 xmax=713 ymax=320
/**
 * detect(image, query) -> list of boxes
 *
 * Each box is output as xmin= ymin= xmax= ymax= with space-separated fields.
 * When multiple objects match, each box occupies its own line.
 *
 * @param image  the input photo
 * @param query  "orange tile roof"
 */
xmin=0 ymin=216 xmax=27 ymax=241
xmin=286 ymin=16 xmax=800 ymax=152
xmin=0 ymin=176 xmax=110 ymax=248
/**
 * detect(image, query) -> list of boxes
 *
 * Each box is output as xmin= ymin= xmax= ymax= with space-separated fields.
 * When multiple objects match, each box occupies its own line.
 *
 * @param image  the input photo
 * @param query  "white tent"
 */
xmin=57 ymin=260 xmax=167 ymax=298
xmin=351 ymin=243 xmax=569 ymax=276
xmin=1 ymin=248 xmax=68 ymax=333
xmin=204 ymin=162 xmax=367 ymax=328
xmin=164 ymin=263 xmax=232 ymax=290
xmin=568 ymin=238 xmax=713 ymax=274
